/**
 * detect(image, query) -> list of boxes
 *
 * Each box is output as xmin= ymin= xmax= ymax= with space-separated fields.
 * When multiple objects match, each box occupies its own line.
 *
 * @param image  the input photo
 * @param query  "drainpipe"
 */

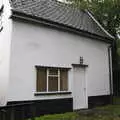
xmin=108 ymin=45 xmax=113 ymax=104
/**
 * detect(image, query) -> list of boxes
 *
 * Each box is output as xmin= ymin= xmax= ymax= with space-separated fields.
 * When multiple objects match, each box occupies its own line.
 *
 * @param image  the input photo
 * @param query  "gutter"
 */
xmin=108 ymin=45 xmax=113 ymax=103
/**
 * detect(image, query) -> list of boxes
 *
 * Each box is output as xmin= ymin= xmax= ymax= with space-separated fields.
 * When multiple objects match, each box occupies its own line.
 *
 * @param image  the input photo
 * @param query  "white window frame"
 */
xmin=47 ymin=68 xmax=61 ymax=92
xmin=35 ymin=66 xmax=71 ymax=95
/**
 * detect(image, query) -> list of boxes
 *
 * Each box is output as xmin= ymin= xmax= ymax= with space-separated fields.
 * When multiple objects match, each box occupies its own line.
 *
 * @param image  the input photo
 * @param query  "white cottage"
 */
xmin=0 ymin=0 xmax=114 ymax=117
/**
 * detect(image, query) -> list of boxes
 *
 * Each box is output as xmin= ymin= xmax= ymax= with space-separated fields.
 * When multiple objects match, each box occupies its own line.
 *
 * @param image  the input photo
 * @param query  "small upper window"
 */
xmin=36 ymin=67 xmax=68 ymax=92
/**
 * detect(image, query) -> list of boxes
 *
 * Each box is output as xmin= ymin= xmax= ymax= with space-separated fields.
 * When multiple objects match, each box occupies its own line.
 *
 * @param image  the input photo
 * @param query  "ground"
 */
xmin=28 ymin=97 xmax=120 ymax=120
xmin=28 ymin=105 xmax=120 ymax=120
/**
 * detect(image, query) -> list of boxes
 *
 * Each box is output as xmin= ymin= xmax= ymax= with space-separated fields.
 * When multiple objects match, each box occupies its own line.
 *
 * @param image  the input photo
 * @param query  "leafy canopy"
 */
xmin=66 ymin=0 xmax=120 ymax=38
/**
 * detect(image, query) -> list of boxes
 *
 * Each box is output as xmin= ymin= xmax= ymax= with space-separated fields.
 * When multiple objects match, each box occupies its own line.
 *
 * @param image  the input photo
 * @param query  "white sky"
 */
xmin=57 ymin=0 xmax=65 ymax=2
xmin=0 ymin=0 xmax=3 ymax=8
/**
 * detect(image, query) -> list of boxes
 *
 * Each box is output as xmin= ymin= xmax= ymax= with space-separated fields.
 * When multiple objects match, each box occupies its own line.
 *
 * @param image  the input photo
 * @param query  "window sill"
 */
xmin=72 ymin=64 xmax=88 ymax=68
xmin=34 ymin=91 xmax=72 ymax=96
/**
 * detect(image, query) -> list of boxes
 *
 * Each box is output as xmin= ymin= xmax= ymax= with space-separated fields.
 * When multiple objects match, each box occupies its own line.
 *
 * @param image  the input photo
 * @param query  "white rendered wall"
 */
xmin=0 ymin=0 xmax=12 ymax=106
xmin=8 ymin=20 xmax=110 ymax=102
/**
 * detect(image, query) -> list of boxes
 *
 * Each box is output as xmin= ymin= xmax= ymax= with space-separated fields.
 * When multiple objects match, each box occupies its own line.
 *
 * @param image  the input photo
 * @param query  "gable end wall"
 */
xmin=8 ymin=20 xmax=111 ymax=102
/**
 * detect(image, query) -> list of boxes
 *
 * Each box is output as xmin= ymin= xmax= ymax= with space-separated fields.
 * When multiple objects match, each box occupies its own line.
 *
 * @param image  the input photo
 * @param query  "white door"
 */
xmin=73 ymin=67 xmax=87 ymax=110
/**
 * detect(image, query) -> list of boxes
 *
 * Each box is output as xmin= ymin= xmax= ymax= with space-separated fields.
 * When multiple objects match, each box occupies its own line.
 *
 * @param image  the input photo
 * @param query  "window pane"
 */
xmin=49 ymin=68 xmax=58 ymax=75
xmin=48 ymin=76 xmax=58 ymax=91
xmin=60 ymin=70 xmax=68 ymax=91
xmin=37 ymin=68 xmax=47 ymax=92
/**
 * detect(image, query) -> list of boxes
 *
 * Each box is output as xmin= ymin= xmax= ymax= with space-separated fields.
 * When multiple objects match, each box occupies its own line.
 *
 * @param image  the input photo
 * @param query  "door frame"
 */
xmin=72 ymin=66 xmax=88 ymax=110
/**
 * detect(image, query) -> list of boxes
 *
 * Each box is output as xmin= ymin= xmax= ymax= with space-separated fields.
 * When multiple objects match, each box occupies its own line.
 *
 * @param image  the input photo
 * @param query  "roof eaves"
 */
xmin=11 ymin=9 xmax=113 ymax=44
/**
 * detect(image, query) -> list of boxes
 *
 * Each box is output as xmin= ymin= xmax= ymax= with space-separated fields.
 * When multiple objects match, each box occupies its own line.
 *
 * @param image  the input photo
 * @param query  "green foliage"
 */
xmin=66 ymin=0 xmax=120 ymax=38
xmin=117 ymin=39 xmax=120 ymax=55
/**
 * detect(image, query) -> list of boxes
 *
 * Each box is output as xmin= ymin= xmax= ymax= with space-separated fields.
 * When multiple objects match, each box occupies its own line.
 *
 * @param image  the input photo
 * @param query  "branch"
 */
xmin=0 ymin=5 xmax=4 ymax=15
xmin=0 ymin=26 xmax=3 ymax=32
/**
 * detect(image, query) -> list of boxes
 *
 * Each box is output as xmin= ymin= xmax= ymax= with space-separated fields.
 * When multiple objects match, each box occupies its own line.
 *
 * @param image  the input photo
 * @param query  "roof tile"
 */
xmin=10 ymin=0 xmax=113 ymax=39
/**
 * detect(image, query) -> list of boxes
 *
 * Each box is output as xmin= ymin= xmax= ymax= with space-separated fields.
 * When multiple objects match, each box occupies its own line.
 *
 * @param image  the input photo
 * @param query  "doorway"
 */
xmin=73 ymin=67 xmax=88 ymax=110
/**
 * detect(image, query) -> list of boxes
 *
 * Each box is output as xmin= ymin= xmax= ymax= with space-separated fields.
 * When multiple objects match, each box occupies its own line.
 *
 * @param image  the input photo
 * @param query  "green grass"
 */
xmin=28 ymin=97 xmax=120 ymax=120
xmin=28 ymin=112 xmax=79 ymax=120
xmin=95 ymin=104 xmax=120 ymax=116
xmin=113 ymin=96 xmax=120 ymax=104
xmin=28 ymin=105 xmax=120 ymax=120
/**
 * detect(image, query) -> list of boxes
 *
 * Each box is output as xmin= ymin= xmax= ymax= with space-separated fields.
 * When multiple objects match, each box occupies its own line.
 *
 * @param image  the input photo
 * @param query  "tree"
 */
xmin=66 ymin=0 xmax=120 ymax=38
xmin=0 ymin=5 xmax=3 ymax=32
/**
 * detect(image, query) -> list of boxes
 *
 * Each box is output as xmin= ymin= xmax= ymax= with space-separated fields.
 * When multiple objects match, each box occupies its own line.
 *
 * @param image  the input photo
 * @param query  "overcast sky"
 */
xmin=0 ymin=0 xmax=3 ymax=7
xmin=0 ymin=2 xmax=2 ymax=9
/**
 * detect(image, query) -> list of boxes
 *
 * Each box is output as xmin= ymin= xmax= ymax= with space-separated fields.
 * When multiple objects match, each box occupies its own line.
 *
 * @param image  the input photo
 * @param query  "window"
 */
xmin=36 ymin=67 xmax=68 ymax=92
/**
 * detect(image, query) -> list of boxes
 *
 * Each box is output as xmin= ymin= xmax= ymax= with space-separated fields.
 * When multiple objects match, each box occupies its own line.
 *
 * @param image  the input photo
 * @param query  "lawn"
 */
xmin=28 ymin=104 xmax=120 ymax=120
xmin=28 ymin=97 xmax=120 ymax=120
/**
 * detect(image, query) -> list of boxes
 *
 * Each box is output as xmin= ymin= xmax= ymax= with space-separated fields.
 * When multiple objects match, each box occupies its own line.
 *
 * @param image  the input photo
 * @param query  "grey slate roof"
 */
xmin=10 ymin=0 xmax=114 ymax=40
